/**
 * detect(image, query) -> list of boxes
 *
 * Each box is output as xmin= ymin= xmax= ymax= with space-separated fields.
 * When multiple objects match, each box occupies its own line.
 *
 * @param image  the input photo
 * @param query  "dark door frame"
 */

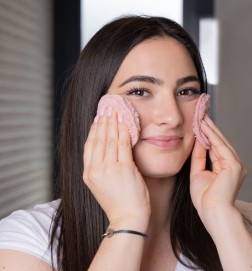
xmin=183 ymin=0 xmax=214 ymax=45
xmin=53 ymin=0 xmax=81 ymax=197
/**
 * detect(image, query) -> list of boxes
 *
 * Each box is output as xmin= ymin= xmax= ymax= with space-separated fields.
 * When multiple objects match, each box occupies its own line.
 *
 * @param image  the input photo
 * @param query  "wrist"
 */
xmin=103 ymin=228 xmax=149 ymax=240
xmin=202 ymin=205 xmax=252 ymax=271
xmin=108 ymin=214 xmax=150 ymax=234
xmin=203 ymin=204 xmax=242 ymax=240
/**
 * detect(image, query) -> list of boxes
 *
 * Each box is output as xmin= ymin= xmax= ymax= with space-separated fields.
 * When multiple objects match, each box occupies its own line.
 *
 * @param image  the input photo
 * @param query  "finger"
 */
xmin=208 ymin=146 xmax=223 ymax=173
xmin=83 ymin=119 xmax=98 ymax=175
xmin=104 ymin=108 xmax=118 ymax=162
xmin=201 ymin=121 xmax=238 ymax=164
xmin=191 ymin=140 xmax=207 ymax=176
xmin=203 ymin=115 xmax=240 ymax=161
xmin=118 ymin=115 xmax=133 ymax=162
xmin=91 ymin=108 xmax=108 ymax=163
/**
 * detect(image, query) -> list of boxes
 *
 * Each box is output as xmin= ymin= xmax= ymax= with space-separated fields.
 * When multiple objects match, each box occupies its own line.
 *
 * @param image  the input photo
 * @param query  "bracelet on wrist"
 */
xmin=102 ymin=228 xmax=149 ymax=240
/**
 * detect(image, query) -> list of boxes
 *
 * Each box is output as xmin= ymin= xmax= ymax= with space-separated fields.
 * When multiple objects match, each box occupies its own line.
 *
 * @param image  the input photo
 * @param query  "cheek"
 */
xmin=180 ymin=103 xmax=197 ymax=156
xmin=129 ymin=101 xmax=148 ymax=123
xmin=127 ymin=101 xmax=152 ymax=134
xmin=180 ymin=102 xmax=196 ymax=134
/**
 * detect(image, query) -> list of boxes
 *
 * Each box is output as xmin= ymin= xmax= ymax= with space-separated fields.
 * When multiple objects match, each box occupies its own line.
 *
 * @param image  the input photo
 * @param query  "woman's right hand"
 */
xmin=83 ymin=107 xmax=151 ymax=229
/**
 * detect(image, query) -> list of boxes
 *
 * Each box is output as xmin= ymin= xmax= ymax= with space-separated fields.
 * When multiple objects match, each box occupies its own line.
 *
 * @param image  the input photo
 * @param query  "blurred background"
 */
xmin=0 ymin=0 xmax=251 ymax=219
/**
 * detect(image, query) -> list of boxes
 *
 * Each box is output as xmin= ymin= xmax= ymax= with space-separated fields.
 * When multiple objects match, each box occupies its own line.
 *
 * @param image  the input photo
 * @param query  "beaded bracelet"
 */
xmin=103 ymin=228 xmax=148 ymax=240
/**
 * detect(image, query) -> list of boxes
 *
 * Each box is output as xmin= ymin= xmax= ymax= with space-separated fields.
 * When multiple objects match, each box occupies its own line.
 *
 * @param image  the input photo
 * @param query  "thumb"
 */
xmin=191 ymin=140 xmax=207 ymax=178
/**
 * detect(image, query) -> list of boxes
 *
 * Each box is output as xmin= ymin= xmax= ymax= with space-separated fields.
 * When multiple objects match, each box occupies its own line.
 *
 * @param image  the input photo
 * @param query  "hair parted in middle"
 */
xmin=51 ymin=15 xmax=222 ymax=271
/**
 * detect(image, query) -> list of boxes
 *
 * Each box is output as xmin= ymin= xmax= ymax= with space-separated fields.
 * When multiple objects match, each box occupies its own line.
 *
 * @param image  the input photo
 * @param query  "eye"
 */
xmin=177 ymin=88 xmax=201 ymax=96
xmin=126 ymin=87 xmax=150 ymax=97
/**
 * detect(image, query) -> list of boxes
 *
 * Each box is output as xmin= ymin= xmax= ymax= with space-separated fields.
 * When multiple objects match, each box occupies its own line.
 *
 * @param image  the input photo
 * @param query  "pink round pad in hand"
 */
xmin=96 ymin=94 xmax=140 ymax=147
xmin=193 ymin=93 xmax=210 ymax=149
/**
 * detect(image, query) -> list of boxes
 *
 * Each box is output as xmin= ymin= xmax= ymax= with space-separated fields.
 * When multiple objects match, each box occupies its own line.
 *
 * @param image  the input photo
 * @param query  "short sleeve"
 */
xmin=0 ymin=200 xmax=60 ymax=267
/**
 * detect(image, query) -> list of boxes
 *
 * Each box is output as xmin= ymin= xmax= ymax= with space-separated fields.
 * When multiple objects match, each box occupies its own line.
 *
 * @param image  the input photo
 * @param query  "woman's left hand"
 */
xmin=190 ymin=114 xmax=247 ymax=233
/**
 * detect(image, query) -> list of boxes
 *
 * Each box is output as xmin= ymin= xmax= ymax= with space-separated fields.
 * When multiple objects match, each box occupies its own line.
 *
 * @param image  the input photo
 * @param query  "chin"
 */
xmin=142 ymin=170 xmax=180 ymax=180
xmin=133 ymin=154 xmax=186 ymax=179
xmin=132 ymin=141 xmax=192 ymax=179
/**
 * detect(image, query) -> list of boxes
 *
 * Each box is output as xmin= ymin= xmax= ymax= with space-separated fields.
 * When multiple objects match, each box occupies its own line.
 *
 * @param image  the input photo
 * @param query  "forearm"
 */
xmin=88 ymin=219 xmax=149 ymax=271
xmin=208 ymin=207 xmax=252 ymax=271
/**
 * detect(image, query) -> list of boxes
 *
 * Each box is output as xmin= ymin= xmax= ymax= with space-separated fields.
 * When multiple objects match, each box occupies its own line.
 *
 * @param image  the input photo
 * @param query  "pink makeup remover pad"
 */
xmin=193 ymin=93 xmax=210 ymax=149
xmin=97 ymin=94 xmax=140 ymax=147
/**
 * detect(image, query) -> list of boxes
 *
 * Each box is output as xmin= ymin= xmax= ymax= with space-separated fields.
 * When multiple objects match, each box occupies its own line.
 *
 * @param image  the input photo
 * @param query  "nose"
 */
xmin=152 ymin=95 xmax=183 ymax=128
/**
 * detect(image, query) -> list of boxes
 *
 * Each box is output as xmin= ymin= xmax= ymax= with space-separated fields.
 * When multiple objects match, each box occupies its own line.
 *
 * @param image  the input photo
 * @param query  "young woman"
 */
xmin=0 ymin=15 xmax=251 ymax=271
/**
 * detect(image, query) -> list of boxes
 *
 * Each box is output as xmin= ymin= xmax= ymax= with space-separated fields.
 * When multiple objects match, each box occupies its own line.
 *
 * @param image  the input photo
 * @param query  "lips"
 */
xmin=142 ymin=136 xmax=183 ymax=149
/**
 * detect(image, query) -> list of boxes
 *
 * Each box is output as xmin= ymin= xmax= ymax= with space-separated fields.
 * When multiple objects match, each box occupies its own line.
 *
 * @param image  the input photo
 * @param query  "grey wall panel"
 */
xmin=0 ymin=0 xmax=53 ymax=218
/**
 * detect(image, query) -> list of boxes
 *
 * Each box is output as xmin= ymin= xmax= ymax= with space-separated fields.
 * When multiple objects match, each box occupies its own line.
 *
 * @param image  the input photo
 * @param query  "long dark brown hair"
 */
xmin=50 ymin=15 xmax=222 ymax=271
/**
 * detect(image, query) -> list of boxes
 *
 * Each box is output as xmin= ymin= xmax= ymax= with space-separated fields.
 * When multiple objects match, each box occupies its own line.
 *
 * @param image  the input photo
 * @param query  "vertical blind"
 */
xmin=0 ymin=0 xmax=53 ymax=218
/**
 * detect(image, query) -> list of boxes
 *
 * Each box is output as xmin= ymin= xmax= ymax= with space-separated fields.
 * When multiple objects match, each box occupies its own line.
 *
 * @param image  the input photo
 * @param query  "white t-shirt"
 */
xmin=0 ymin=200 xmax=196 ymax=270
xmin=0 ymin=200 xmax=60 ymax=269
xmin=0 ymin=200 xmax=251 ymax=270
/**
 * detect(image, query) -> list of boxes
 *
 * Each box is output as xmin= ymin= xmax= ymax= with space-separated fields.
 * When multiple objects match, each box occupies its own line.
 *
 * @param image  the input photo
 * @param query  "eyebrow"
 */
xmin=118 ymin=75 xmax=164 ymax=87
xmin=176 ymin=75 xmax=200 ymax=87
xmin=118 ymin=75 xmax=200 ymax=88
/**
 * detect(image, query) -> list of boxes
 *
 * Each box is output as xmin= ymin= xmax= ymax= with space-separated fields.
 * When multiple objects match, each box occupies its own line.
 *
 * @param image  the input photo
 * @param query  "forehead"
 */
xmin=111 ymin=37 xmax=197 ymax=85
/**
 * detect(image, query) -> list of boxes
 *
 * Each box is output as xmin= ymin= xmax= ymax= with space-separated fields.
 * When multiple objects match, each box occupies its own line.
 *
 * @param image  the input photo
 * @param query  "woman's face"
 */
xmin=107 ymin=37 xmax=201 ymax=179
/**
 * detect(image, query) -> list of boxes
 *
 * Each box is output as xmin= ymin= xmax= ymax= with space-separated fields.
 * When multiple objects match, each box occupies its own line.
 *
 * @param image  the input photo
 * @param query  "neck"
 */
xmin=144 ymin=176 xmax=176 ymax=236
xmin=140 ymin=176 xmax=178 ymax=270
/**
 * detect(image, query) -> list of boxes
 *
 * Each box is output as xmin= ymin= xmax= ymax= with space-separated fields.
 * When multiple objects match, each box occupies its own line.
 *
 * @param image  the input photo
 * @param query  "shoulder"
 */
xmin=0 ymin=199 xmax=61 ymax=266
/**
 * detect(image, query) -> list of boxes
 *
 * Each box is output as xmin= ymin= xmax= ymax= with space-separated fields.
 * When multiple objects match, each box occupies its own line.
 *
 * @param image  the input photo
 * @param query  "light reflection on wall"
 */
xmin=199 ymin=18 xmax=219 ymax=85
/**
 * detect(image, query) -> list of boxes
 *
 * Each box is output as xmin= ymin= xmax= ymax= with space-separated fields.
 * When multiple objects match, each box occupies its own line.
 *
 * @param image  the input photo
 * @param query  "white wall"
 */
xmin=81 ymin=0 xmax=183 ymax=47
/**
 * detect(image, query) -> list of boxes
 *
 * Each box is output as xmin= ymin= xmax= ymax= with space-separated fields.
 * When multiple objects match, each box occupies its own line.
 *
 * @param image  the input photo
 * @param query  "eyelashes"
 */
xmin=126 ymin=86 xmax=201 ymax=98
xmin=177 ymin=87 xmax=201 ymax=96
xmin=126 ymin=87 xmax=149 ymax=97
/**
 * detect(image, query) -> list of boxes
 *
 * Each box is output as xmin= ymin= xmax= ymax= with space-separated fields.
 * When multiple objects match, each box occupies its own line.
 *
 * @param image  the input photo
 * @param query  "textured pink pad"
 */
xmin=193 ymin=93 xmax=210 ymax=149
xmin=97 ymin=94 xmax=140 ymax=147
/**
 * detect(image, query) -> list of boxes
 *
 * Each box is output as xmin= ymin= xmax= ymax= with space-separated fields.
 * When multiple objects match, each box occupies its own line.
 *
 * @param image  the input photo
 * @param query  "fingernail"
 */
xmin=94 ymin=115 xmax=99 ymax=123
xmin=202 ymin=120 xmax=209 ymax=126
xmin=99 ymin=106 xmax=105 ymax=116
xmin=107 ymin=106 xmax=113 ymax=117
xmin=118 ymin=113 xmax=123 ymax=123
